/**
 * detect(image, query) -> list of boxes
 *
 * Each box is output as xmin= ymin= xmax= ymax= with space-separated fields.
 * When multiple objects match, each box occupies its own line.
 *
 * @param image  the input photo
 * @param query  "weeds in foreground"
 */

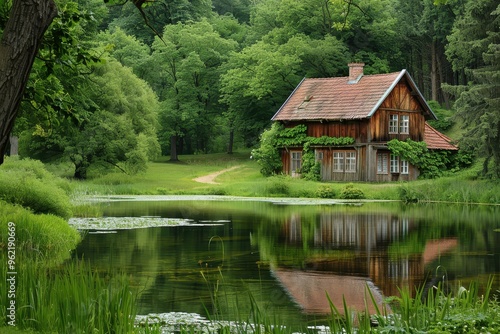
xmin=0 ymin=260 xmax=137 ymax=333
xmin=2 ymin=258 xmax=499 ymax=334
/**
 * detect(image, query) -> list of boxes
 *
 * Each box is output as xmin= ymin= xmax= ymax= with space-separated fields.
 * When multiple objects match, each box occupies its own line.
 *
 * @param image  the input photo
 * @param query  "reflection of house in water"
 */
xmin=273 ymin=211 xmax=457 ymax=314
xmin=272 ymin=269 xmax=388 ymax=315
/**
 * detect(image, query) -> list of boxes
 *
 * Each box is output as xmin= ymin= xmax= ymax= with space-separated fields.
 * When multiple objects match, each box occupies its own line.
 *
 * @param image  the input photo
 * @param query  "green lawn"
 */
xmin=55 ymin=150 xmax=499 ymax=204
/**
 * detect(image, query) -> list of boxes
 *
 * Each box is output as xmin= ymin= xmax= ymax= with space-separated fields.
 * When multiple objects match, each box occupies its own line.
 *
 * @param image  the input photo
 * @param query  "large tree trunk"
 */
xmin=430 ymin=39 xmax=438 ymax=102
xmin=227 ymin=128 xmax=234 ymax=154
xmin=0 ymin=0 xmax=57 ymax=164
xmin=169 ymin=135 xmax=178 ymax=161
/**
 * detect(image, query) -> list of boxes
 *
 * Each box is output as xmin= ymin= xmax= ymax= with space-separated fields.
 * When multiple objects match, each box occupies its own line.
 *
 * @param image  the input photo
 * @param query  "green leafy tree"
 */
xmin=97 ymin=27 xmax=151 ymax=78
xmin=0 ymin=0 xmax=58 ymax=163
xmin=0 ymin=0 xmax=108 ymax=164
xmin=279 ymin=34 xmax=350 ymax=77
xmin=328 ymin=0 xmax=401 ymax=72
xmin=148 ymin=20 xmax=237 ymax=159
xmin=220 ymin=41 xmax=302 ymax=147
xmin=22 ymin=58 xmax=160 ymax=178
xmin=14 ymin=0 xmax=105 ymax=137
xmin=212 ymin=0 xmax=251 ymax=23
xmin=251 ymin=123 xmax=283 ymax=176
xmin=106 ymin=0 xmax=213 ymax=45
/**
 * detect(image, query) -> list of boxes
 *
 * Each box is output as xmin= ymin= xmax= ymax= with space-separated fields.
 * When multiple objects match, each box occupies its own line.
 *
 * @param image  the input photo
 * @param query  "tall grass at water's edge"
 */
xmin=0 ymin=201 xmax=81 ymax=266
xmin=0 ymin=259 xmax=138 ymax=334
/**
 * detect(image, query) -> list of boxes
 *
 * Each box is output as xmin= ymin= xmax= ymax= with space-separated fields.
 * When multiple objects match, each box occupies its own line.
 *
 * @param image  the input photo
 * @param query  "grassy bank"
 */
xmin=64 ymin=151 xmax=500 ymax=205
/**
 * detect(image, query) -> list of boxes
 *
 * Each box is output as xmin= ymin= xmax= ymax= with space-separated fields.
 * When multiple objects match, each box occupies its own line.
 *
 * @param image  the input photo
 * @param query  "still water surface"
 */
xmin=73 ymin=199 xmax=500 ymax=327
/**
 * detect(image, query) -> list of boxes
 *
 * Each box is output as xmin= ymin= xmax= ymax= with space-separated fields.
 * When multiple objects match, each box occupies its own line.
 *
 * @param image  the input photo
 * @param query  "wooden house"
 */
xmin=271 ymin=63 xmax=457 ymax=182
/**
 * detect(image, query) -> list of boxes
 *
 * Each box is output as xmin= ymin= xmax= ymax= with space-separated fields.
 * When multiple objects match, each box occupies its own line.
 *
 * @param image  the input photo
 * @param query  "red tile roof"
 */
xmin=272 ymin=70 xmax=434 ymax=121
xmin=425 ymin=123 xmax=458 ymax=150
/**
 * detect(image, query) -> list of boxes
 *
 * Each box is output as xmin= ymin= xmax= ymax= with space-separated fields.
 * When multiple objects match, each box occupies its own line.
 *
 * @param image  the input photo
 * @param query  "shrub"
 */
xmin=208 ymin=188 xmax=228 ymax=196
xmin=398 ymin=184 xmax=421 ymax=203
xmin=0 ymin=157 xmax=72 ymax=218
xmin=156 ymin=187 xmax=169 ymax=195
xmin=0 ymin=201 xmax=80 ymax=264
xmin=339 ymin=183 xmax=365 ymax=199
xmin=265 ymin=176 xmax=290 ymax=196
xmin=316 ymin=185 xmax=337 ymax=199
xmin=251 ymin=123 xmax=283 ymax=177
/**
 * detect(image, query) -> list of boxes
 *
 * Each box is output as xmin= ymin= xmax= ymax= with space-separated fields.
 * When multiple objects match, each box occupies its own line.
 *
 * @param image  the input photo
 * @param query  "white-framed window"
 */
xmin=389 ymin=115 xmax=399 ymax=133
xmin=291 ymin=151 xmax=302 ymax=173
xmin=401 ymin=159 xmax=409 ymax=174
xmin=400 ymin=115 xmax=409 ymax=134
xmin=315 ymin=151 xmax=324 ymax=160
xmin=333 ymin=151 xmax=357 ymax=173
xmin=333 ymin=152 xmax=344 ymax=172
xmin=377 ymin=153 xmax=388 ymax=174
xmin=345 ymin=152 xmax=357 ymax=172
xmin=390 ymin=154 xmax=399 ymax=173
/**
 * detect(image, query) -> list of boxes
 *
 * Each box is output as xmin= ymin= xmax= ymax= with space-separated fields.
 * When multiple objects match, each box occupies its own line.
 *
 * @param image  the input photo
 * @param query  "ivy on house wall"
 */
xmin=301 ymin=141 xmax=321 ymax=181
xmin=387 ymin=139 xmax=470 ymax=179
xmin=274 ymin=124 xmax=355 ymax=147
xmin=252 ymin=123 xmax=355 ymax=178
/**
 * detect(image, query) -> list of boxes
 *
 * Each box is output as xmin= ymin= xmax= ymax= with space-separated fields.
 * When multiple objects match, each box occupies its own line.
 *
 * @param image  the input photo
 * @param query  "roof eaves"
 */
xmin=406 ymin=72 xmax=437 ymax=120
xmin=425 ymin=123 xmax=458 ymax=150
xmin=271 ymin=77 xmax=306 ymax=121
xmin=367 ymin=70 xmax=406 ymax=118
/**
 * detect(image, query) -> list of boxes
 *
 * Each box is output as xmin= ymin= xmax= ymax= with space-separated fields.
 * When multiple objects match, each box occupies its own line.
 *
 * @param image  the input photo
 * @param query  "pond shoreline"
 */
xmin=75 ymin=194 xmax=398 ymax=205
xmin=74 ymin=194 xmax=500 ymax=207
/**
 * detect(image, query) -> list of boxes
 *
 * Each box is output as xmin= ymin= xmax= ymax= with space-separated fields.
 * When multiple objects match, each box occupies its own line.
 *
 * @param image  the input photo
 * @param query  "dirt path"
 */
xmin=193 ymin=165 xmax=242 ymax=184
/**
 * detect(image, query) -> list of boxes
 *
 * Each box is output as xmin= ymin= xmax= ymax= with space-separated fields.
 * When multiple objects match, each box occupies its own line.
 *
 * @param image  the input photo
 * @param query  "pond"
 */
xmin=71 ymin=197 xmax=500 ymax=329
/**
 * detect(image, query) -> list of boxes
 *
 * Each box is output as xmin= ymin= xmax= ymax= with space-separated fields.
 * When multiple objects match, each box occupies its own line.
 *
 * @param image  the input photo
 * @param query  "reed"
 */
xmin=320 ymin=276 xmax=500 ymax=334
xmin=0 ymin=259 xmax=137 ymax=333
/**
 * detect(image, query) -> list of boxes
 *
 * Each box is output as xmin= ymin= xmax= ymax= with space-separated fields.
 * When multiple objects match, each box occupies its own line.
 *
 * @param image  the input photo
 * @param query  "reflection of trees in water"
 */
xmin=74 ymin=201 xmax=500 ymax=318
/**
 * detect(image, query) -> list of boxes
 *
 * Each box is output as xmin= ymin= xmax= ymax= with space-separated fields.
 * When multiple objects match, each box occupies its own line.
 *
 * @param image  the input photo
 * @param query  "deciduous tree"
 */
xmin=0 ymin=0 xmax=58 ymax=164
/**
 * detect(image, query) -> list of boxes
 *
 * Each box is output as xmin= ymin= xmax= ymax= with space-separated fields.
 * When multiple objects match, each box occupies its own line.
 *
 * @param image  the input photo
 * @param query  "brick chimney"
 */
xmin=348 ymin=62 xmax=365 ymax=84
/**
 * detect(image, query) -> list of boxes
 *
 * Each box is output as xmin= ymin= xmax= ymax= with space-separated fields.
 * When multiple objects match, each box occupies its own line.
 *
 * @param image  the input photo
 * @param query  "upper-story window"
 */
xmin=389 ymin=114 xmax=410 ymax=134
xmin=389 ymin=115 xmax=398 ymax=133
xmin=400 ymin=115 xmax=409 ymax=134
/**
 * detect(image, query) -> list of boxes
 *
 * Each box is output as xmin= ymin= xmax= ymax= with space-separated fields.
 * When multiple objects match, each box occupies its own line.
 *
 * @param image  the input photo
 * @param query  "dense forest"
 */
xmin=0 ymin=0 xmax=498 ymax=179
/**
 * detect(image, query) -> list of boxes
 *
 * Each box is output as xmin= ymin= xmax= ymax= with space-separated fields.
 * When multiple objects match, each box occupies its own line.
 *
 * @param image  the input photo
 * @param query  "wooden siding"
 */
xmin=315 ymin=147 xmax=366 ymax=181
xmin=370 ymin=81 xmax=426 ymax=142
xmin=284 ymin=120 xmax=369 ymax=143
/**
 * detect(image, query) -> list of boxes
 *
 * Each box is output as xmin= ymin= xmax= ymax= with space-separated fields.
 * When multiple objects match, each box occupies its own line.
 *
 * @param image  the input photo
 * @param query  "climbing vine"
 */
xmin=274 ymin=124 xmax=355 ymax=147
xmin=252 ymin=123 xmax=354 ymax=178
xmin=301 ymin=142 xmax=321 ymax=181
xmin=387 ymin=139 xmax=467 ymax=179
